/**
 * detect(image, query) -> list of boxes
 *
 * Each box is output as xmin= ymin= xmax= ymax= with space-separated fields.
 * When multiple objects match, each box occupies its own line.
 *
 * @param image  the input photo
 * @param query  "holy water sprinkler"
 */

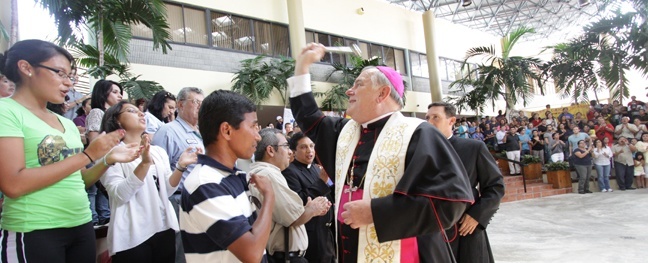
xmin=324 ymin=43 xmax=362 ymax=57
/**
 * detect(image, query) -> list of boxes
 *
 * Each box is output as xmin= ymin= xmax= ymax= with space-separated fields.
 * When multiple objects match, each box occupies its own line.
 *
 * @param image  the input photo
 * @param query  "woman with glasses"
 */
xmin=100 ymin=101 xmax=201 ymax=262
xmin=145 ymin=90 xmax=176 ymax=135
xmin=0 ymin=39 xmax=140 ymax=262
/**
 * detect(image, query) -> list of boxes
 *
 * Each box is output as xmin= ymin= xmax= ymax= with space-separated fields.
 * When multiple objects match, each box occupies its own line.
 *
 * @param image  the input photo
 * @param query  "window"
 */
xmin=165 ymin=4 xmax=185 ymax=43
xmin=410 ymin=52 xmax=422 ymax=77
xmin=330 ymin=36 xmax=345 ymax=65
xmin=184 ymin=7 xmax=207 ymax=45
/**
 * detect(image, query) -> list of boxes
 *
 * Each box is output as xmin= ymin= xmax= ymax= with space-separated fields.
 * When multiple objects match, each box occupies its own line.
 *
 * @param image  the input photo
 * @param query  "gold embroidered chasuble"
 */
xmin=334 ymin=111 xmax=424 ymax=262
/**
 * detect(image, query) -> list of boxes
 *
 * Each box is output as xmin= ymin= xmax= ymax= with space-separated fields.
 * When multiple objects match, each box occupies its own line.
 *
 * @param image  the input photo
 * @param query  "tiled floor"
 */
xmin=489 ymin=188 xmax=648 ymax=263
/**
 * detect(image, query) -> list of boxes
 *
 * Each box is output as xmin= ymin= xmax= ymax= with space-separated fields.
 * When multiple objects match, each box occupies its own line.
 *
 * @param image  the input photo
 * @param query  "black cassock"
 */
xmin=290 ymin=92 xmax=474 ymax=263
xmin=282 ymin=161 xmax=336 ymax=263
xmin=444 ymin=136 xmax=505 ymax=263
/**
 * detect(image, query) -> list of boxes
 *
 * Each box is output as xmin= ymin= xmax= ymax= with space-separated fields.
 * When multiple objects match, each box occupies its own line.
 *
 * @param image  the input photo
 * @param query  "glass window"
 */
xmin=305 ymin=30 xmax=315 ymax=44
xmin=420 ymin=54 xmax=429 ymax=78
xmin=211 ymin=12 xmax=233 ymax=48
xmin=317 ymin=33 xmax=331 ymax=63
xmin=331 ymin=36 xmax=345 ymax=65
xmin=394 ymin=49 xmax=405 ymax=75
xmin=271 ymin=24 xmax=290 ymax=57
xmin=344 ymin=38 xmax=358 ymax=66
xmin=410 ymin=52 xmax=421 ymax=77
xmin=370 ymin=44 xmax=382 ymax=61
xmin=231 ymin=16 xmax=253 ymax=53
xmin=359 ymin=42 xmax=369 ymax=60
xmin=184 ymin=7 xmax=207 ymax=45
xmin=166 ymin=4 xmax=185 ymax=43
xmin=383 ymin=47 xmax=395 ymax=70
xmin=254 ymin=21 xmax=273 ymax=55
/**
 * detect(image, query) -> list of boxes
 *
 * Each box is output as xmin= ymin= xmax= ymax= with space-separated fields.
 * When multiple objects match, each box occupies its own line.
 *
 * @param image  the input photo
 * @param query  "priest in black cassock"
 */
xmin=426 ymin=102 xmax=505 ymax=263
xmin=287 ymin=43 xmax=474 ymax=263
xmin=282 ymin=132 xmax=336 ymax=263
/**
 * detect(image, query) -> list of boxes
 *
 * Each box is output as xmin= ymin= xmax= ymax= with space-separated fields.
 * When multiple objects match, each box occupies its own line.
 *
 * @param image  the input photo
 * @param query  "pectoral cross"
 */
xmin=346 ymin=159 xmax=357 ymax=201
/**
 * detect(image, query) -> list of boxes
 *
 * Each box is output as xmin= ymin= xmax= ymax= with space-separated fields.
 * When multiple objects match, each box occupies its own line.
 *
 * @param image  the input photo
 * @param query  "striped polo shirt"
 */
xmin=180 ymin=155 xmax=267 ymax=262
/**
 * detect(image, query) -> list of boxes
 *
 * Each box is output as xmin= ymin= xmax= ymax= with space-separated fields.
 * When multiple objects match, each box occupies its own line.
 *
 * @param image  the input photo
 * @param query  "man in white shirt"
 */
xmin=248 ymin=128 xmax=330 ymax=263
xmin=615 ymin=116 xmax=638 ymax=139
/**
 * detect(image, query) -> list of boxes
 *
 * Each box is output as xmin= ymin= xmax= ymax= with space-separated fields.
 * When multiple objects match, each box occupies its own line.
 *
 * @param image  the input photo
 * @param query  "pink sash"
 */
xmin=337 ymin=185 xmax=363 ymax=223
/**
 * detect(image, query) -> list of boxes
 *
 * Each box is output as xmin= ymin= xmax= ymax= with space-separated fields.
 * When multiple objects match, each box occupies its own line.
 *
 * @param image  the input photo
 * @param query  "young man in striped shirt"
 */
xmin=179 ymin=90 xmax=274 ymax=262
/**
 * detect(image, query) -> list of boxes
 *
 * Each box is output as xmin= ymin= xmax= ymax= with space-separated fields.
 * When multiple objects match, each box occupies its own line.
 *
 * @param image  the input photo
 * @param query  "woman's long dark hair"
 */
xmin=100 ymin=100 xmax=129 ymax=133
xmin=147 ymin=91 xmax=176 ymax=123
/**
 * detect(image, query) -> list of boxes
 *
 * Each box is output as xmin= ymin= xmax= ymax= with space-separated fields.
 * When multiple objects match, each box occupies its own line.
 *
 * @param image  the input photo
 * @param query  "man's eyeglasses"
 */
xmin=35 ymin=64 xmax=76 ymax=83
xmin=272 ymin=143 xmax=290 ymax=149
xmin=183 ymin=99 xmax=202 ymax=106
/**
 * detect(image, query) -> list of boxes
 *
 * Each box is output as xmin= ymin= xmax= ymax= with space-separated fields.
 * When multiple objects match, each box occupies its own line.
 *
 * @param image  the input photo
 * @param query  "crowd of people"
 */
xmin=0 ymin=39 xmax=504 ymax=263
xmin=457 ymin=98 xmax=648 ymax=194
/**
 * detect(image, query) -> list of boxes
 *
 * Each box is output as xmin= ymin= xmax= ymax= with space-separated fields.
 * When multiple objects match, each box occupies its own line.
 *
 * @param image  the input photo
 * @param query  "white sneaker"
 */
xmin=602 ymin=189 xmax=607 ymax=192
xmin=608 ymin=189 xmax=613 ymax=192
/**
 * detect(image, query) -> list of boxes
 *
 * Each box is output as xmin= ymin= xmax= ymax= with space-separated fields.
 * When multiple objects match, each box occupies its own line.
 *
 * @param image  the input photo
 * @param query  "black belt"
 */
xmin=273 ymin=251 xmax=305 ymax=259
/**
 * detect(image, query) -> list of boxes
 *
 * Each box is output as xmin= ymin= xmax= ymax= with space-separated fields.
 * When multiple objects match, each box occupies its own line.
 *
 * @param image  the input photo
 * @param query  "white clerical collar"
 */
xmin=361 ymin=112 xmax=395 ymax=128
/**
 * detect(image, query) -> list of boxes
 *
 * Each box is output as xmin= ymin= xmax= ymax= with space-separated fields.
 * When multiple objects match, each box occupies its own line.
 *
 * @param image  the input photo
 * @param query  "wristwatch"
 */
xmin=176 ymin=163 xmax=187 ymax=172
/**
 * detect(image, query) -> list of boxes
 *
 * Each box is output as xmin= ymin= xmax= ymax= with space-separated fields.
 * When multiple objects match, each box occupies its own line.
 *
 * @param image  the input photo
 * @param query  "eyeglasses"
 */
xmin=34 ymin=64 xmax=76 ymax=83
xmin=272 ymin=143 xmax=290 ymax=149
xmin=118 ymin=107 xmax=141 ymax=115
xmin=183 ymin=99 xmax=202 ymax=106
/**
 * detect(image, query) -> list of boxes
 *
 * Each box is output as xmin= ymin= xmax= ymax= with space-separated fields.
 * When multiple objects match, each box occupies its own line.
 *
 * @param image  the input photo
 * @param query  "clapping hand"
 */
xmin=104 ymin=142 xmax=140 ymax=165
xmin=84 ymin=130 xmax=125 ymax=162
xmin=306 ymin=196 xmax=331 ymax=216
xmin=177 ymin=147 xmax=203 ymax=169
xmin=140 ymin=134 xmax=152 ymax=164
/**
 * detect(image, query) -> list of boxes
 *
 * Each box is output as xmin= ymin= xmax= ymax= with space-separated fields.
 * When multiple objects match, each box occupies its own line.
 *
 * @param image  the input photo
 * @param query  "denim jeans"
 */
xmin=96 ymin=189 xmax=110 ymax=223
xmin=170 ymin=193 xmax=186 ymax=263
xmin=86 ymin=184 xmax=98 ymax=224
xmin=595 ymin=164 xmax=611 ymax=190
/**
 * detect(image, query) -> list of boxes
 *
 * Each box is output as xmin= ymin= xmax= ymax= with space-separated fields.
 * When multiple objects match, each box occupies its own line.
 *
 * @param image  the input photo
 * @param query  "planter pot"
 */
xmin=547 ymin=170 xmax=571 ymax=189
xmin=497 ymin=159 xmax=510 ymax=175
xmin=523 ymin=163 xmax=542 ymax=180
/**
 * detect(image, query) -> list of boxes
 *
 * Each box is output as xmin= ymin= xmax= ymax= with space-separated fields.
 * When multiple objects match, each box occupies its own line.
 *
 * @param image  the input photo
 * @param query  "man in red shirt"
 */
xmin=595 ymin=116 xmax=615 ymax=146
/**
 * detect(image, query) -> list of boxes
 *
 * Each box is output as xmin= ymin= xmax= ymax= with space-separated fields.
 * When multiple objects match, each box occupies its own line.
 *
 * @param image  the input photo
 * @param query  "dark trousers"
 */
xmin=268 ymin=253 xmax=308 ymax=263
xmin=614 ymin=162 xmax=635 ymax=189
xmin=112 ymin=228 xmax=175 ymax=263
xmin=0 ymin=222 xmax=96 ymax=263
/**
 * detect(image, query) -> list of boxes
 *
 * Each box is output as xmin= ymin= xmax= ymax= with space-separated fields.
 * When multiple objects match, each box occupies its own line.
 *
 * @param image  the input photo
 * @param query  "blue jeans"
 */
xmin=86 ymin=184 xmax=98 ymax=224
xmin=595 ymin=164 xmax=611 ymax=190
xmin=96 ymin=188 xmax=110 ymax=223
xmin=170 ymin=193 xmax=186 ymax=263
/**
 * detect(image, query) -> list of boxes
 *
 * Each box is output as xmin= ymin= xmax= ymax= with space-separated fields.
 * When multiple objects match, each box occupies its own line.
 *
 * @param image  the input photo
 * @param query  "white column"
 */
xmin=422 ymin=10 xmax=443 ymax=103
xmin=287 ymin=0 xmax=306 ymax=59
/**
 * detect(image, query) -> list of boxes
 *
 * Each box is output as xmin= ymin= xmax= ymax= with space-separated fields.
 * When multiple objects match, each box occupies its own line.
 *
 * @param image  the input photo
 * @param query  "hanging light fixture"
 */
xmin=578 ymin=0 xmax=590 ymax=7
xmin=461 ymin=0 xmax=472 ymax=7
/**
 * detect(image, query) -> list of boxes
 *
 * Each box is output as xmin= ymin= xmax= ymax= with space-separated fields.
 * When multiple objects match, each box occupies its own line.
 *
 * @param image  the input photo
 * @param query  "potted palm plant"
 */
xmin=521 ymin=155 xmax=542 ymax=180
xmin=545 ymin=161 xmax=571 ymax=189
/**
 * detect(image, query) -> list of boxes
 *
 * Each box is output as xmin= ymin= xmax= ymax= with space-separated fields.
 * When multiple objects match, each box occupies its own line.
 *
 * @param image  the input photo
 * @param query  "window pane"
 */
xmin=271 ymin=24 xmax=289 ymax=57
xmin=439 ymin=58 xmax=449 ymax=81
xmin=359 ymin=42 xmax=369 ymax=60
xmin=370 ymin=44 xmax=382 ymax=61
xmin=331 ymin=36 xmax=345 ymax=66
xmin=317 ymin=33 xmax=331 ymax=63
xmin=420 ymin=54 xmax=429 ymax=78
xmin=231 ymin=16 xmax=253 ymax=53
xmin=211 ymin=12 xmax=233 ymax=48
xmin=184 ymin=7 xmax=207 ymax=45
xmin=344 ymin=39 xmax=358 ymax=66
xmin=410 ymin=52 xmax=421 ymax=77
xmin=383 ymin=47 xmax=395 ymax=69
xmin=394 ymin=49 xmax=405 ymax=75
xmin=166 ymin=4 xmax=184 ymax=43
xmin=254 ymin=21 xmax=273 ymax=55
xmin=305 ymin=30 xmax=315 ymax=44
